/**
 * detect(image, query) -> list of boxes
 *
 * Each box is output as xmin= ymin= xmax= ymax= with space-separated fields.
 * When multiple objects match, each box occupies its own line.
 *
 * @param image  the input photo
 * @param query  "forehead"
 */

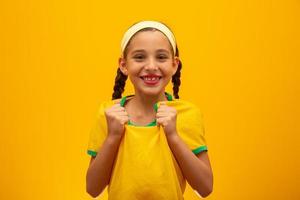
xmin=126 ymin=30 xmax=172 ymax=52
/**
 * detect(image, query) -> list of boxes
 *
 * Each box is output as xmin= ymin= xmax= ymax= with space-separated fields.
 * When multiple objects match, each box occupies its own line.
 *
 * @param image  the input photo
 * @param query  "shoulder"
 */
xmin=172 ymin=99 xmax=207 ymax=150
xmin=167 ymin=98 xmax=204 ymax=124
xmin=167 ymin=99 xmax=203 ymax=115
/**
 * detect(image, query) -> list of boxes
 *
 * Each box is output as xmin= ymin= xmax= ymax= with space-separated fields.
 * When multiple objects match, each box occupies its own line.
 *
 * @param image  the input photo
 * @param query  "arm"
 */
xmin=156 ymin=102 xmax=213 ymax=197
xmin=86 ymin=135 xmax=122 ymax=198
xmin=86 ymin=99 xmax=128 ymax=197
xmin=166 ymin=134 xmax=213 ymax=197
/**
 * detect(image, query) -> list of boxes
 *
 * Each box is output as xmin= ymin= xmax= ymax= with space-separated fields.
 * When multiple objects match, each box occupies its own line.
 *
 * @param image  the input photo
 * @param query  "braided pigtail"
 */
xmin=112 ymin=68 xmax=128 ymax=100
xmin=172 ymin=46 xmax=182 ymax=99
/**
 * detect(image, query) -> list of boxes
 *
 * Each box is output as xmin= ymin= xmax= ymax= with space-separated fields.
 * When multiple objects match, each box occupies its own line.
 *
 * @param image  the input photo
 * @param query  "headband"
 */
xmin=120 ymin=21 xmax=177 ymax=56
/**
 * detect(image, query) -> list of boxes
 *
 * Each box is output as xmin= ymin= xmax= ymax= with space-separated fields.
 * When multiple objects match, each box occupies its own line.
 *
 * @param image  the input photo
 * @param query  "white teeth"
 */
xmin=144 ymin=77 xmax=159 ymax=81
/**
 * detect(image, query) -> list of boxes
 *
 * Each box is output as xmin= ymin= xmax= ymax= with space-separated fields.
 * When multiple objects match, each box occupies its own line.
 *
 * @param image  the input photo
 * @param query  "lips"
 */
xmin=140 ymin=74 xmax=162 ymax=86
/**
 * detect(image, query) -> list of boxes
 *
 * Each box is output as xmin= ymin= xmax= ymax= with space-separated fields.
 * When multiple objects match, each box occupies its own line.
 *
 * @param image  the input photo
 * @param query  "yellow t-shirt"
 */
xmin=87 ymin=93 xmax=208 ymax=200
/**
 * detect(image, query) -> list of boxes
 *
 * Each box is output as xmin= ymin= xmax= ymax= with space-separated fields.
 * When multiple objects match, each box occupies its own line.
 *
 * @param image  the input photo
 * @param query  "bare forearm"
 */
xmin=166 ymin=134 xmax=213 ymax=197
xmin=86 ymin=135 xmax=121 ymax=197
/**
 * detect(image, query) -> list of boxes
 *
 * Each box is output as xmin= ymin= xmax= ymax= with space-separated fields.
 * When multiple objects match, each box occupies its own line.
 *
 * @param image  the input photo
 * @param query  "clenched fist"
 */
xmin=156 ymin=102 xmax=178 ymax=137
xmin=104 ymin=100 xmax=129 ymax=140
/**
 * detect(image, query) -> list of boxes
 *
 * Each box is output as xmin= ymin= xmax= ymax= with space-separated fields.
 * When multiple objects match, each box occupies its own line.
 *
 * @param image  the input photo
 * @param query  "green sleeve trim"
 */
xmin=87 ymin=150 xmax=97 ymax=157
xmin=192 ymin=146 xmax=208 ymax=154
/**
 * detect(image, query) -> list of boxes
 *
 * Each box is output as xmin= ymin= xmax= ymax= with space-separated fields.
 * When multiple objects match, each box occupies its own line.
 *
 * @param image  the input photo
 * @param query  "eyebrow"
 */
xmin=130 ymin=49 xmax=171 ymax=54
xmin=131 ymin=49 xmax=146 ymax=54
xmin=156 ymin=49 xmax=170 ymax=54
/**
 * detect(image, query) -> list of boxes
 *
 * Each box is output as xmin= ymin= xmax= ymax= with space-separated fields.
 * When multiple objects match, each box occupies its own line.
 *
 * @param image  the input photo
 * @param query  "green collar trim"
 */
xmin=120 ymin=94 xmax=133 ymax=107
xmin=120 ymin=92 xmax=173 ymax=127
xmin=128 ymin=119 xmax=157 ymax=127
xmin=165 ymin=92 xmax=173 ymax=101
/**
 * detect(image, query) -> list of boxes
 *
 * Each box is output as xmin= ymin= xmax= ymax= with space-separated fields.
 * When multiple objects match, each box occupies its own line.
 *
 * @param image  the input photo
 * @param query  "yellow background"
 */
xmin=1 ymin=0 xmax=299 ymax=199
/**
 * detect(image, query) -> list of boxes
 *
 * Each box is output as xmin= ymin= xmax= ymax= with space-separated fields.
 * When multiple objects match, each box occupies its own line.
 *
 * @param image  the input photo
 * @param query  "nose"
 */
xmin=145 ymin=58 xmax=158 ymax=71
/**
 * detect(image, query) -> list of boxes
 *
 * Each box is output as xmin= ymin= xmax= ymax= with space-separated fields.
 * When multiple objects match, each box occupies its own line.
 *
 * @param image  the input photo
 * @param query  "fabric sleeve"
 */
xmin=87 ymin=101 xmax=110 ymax=157
xmin=177 ymin=103 xmax=208 ymax=155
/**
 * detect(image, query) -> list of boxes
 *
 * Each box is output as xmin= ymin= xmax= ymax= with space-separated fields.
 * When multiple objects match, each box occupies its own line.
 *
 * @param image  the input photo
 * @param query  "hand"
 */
xmin=104 ymin=99 xmax=129 ymax=140
xmin=156 ymin=102 xmax=178 ymax=137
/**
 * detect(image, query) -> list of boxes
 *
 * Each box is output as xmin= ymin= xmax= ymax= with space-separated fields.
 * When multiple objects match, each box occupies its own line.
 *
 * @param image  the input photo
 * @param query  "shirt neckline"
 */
xmin=120 ymin=92 xmax=173 ymax=127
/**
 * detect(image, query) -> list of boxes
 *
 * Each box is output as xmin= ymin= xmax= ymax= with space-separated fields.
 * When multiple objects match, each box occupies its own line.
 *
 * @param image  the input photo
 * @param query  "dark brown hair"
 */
xmin=112 ymin=28 xmax=182 ymax=100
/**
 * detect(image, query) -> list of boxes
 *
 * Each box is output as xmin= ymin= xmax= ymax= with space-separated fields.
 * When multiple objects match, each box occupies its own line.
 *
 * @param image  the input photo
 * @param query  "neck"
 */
xmin=131 ymin=91 xmax=167 ymax=115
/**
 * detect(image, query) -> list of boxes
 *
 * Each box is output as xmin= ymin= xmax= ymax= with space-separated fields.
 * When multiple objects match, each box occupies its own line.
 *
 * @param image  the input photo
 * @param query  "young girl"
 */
xmin=86 ymin=20 xmax=213 ymax=199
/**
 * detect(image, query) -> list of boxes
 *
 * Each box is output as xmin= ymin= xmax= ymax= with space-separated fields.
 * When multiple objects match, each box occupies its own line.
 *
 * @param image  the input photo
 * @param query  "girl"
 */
xmin=86 ymin=20 xmax=213 ymax=199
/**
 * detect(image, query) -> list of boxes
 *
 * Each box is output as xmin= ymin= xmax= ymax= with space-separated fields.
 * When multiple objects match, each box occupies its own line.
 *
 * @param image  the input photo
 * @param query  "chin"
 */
xmin=137 ymin=87 xmax=165 ymax=96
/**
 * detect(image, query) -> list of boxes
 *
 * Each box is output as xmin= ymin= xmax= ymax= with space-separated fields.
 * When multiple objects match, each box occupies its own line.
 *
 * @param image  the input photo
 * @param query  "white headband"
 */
xmin=120 ymin=21 xmax=177 ymax=56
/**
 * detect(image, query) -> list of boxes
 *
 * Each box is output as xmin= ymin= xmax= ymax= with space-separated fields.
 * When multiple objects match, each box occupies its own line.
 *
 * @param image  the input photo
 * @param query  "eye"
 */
xmin=157 ymin=54 xmax=168 ymax=61
xmin=133 ymin=54 xmax=145 ymax=61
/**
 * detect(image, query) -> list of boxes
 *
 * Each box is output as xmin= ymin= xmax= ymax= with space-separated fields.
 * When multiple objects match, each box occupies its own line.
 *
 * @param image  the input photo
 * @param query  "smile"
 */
xmin=140 ymin=75 xmax=162 ymax=85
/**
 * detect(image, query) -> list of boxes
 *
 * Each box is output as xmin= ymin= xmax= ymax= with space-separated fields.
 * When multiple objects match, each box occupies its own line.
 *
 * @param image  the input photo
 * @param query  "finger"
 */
xmin=106 ymin=109 xmax=127 ymax=118
xmin=157 ymin=107 xmax=172 ymax=114
xmin=116 ymin=115 xmax=128 ymax=120
xmin=107 ymin=104 xmax=120 ymax=112
xmin=156 ymin=112 xmax=170 ymax=117
xmin=157 ymin=105 xmax=167 ymax=113
xmin=158 ymin=107 xmax=176 ymax=114
xmin=157 ymin=115 xmax=171 ymax=121
xmin=110 ymin=103 xmax=124 ymax=108
xmin=120 ymin=116 xmax=129 ymax=124
xmin=114 ymin=111 xmax=129 ymax=116
xmin=157 ymin=103 xmax=167 ymax=110
xmin=156 ymin=118 xmax=166 ymax=127
xmin=110 ymin=105 xmax=126 ymax=112
xmin=159 ymin=101 xmax=167 ymax=105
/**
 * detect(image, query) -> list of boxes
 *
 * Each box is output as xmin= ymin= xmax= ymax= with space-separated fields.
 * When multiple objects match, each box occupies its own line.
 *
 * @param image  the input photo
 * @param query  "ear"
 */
xmin=172 ymin=56 xmax=180 ymax=76
xmin=118 ymin=57 xmax=128 ymax=76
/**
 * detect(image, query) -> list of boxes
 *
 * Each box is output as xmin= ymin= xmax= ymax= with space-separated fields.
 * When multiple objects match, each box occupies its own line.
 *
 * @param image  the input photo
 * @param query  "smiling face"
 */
xmin=119 ymin=29 xmax=179 ymax=97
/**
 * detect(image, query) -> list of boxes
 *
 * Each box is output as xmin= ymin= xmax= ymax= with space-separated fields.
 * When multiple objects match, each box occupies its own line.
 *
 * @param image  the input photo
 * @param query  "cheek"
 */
xmin=130 ymin=69 xmax=141 ymax=76
xmin=127 ymin=68 xmax=142 ymax=81
xmin=126 ymin=63 xmax=141 ymax=74
xmin=161 ymin=66 xmax=175 ymax=76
